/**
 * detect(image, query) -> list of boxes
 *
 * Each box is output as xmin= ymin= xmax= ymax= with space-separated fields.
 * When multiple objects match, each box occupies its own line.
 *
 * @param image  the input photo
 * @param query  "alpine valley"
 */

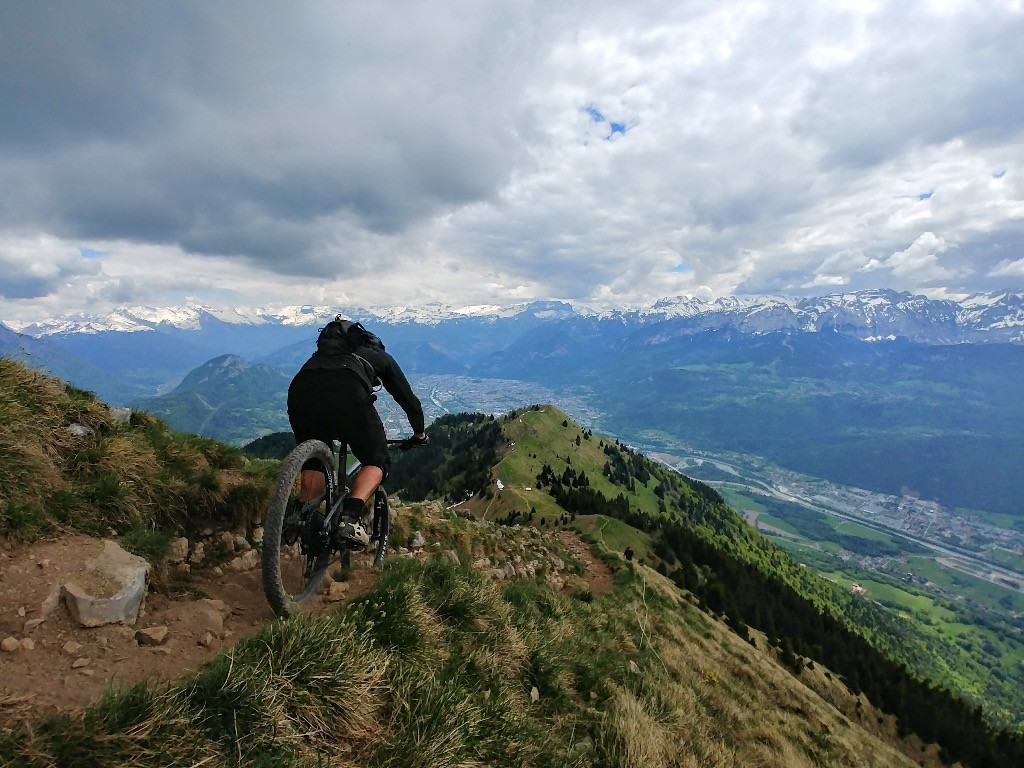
xmin=3 ymin=288 xmax=1024 ymax=746
xmin=3 ymin=289 xmax=1023 ymax=516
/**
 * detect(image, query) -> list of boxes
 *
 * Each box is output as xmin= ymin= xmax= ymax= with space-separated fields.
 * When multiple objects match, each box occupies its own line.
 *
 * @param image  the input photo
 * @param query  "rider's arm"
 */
xmin=378 ymin=352 xmax=425 ymax=435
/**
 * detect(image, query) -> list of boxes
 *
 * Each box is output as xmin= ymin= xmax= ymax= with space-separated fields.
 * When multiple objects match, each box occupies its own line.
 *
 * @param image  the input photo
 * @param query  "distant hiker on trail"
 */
xmin=624 ymin=546 xmax=634 ymax=562
xmin=288 ymin=316 xmax=427 ymax=544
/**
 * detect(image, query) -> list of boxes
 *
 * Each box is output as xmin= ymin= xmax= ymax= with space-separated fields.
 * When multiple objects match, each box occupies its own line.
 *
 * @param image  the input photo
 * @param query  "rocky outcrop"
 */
xmin=62 ymin=540 xmax=151 ymax=627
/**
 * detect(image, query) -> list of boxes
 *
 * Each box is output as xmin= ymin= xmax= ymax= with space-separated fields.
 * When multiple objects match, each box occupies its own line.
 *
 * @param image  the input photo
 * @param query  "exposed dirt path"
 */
xmin=0 ymin=532 xmax=382 ymax=722
xmin=558 ymin=530 xmax=614 ymax=595
xmin=1 ymin=525 xmax=610 ymax=722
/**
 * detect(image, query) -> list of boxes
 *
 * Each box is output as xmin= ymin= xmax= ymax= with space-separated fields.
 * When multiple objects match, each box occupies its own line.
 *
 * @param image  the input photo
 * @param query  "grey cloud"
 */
xmin=1 ymin=1 xmax=1022 ymax=316
xmin=792 ymin=4 xmax=1024 ymax=169
xmin=0 ymin=1 xmax=541 ymax=270
xmin=0 ymin=246 xmax=101 ymax=300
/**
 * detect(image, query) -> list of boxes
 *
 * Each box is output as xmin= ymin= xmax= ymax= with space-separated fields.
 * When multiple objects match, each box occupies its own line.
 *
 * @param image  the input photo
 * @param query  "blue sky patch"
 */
xmin=994 ymin=169 xmax=1007 ymax=179
xmin=670 ymin=264 xmax=690 ymax=273
xmin=80 ymin=247 xmax=106 ymax=259
xmin=918 ymin=191 xmax=934 ymax=200
xmin=608 ymin=122 xmax=627 ymax=138
xmin=585 ymin=105 xmax=605 ymax=122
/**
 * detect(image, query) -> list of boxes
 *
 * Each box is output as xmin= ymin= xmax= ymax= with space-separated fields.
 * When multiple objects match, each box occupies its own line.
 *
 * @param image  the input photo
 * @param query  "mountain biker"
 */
xmin=287 ymin=316 xmax=427 ymax=545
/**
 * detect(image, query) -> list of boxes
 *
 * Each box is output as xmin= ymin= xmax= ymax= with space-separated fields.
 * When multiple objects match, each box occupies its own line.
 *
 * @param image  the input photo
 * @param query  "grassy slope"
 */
xmin=400 ymin=406 xmax=1024 ymax=762
xmin=2 ymin=531 xmax=932 ymax=768
xmin=0 ymin=367 xmax=1009 ymax=767
xmin=0 ymin=357 xmax=273 ymax=544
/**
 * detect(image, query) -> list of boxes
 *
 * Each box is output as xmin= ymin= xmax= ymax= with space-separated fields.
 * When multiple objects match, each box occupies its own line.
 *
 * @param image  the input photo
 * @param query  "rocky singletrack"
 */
xmin=1 ymin=517 xmax=613 ymax=722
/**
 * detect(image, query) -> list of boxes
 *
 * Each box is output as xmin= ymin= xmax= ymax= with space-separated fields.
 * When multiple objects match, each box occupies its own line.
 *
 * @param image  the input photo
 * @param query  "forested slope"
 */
xmin=389 ymin=405 xmax=1024 ymax=767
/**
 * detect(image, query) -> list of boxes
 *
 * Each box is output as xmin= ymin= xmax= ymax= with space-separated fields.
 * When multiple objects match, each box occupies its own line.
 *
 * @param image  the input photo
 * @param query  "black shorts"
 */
xmin=287 ymin=370 xmax=390 ymax=477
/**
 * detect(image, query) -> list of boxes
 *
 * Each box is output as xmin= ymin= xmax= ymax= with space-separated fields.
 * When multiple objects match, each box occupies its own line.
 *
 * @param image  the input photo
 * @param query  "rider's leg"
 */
xmin=337 ymin=464 xmax=384 ymax=545
xmin=348 ymin=465 xmax=384 ymax=505
xmin=299 ymin=470 xmax=326 ymax=503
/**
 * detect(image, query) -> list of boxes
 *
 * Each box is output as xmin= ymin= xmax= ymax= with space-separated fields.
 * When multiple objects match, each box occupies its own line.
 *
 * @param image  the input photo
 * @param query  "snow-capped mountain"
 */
xmin=635 ymin=289 xmax=1023 ymax=343
xmin=11 ymin=290 xmax=1024 ymax=342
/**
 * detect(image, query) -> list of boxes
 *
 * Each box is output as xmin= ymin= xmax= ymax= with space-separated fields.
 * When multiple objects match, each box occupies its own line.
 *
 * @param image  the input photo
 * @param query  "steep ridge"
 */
xmin=2 ymin=358 xmax=1020 ymax=766
xmin=390 ymin=407 xmax=1024 ymax=766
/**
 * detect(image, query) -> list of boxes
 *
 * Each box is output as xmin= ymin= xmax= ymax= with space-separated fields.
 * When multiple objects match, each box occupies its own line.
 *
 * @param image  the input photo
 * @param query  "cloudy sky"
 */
xmin=1 ymin=0 xmax=1023 ymax=324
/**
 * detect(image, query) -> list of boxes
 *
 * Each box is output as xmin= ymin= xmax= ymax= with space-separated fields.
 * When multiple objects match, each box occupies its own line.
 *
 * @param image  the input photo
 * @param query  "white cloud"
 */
xmin=0 ymin=235 xmax=101 ymax=299
xmin=989 ymin=257 xmax=1024 ymax=277
xmin=1 ymin=0 xmax=1023 ymax=323
xmin=881 ymin=232 xmax=957 ymax=282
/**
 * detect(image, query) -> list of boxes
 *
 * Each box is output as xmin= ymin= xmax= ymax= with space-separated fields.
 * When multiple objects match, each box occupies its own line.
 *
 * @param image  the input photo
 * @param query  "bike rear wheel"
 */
xmin=262 ymin=439 xmax=335 ymax=618
xmin=371 ymin=487 xmax=390 ymax=565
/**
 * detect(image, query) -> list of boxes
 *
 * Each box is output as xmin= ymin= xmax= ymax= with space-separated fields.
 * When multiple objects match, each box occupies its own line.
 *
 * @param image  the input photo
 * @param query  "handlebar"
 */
xmin=387 ymin=435 xmax=429 ymax=452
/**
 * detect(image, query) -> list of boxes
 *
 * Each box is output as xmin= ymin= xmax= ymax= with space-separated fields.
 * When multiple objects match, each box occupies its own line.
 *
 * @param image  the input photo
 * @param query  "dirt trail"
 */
xmin=1 ymin=526 xmax=609 ymax=721
xmin=0 ymin=533 xmax=378 ymax=721
xmin=558 ymin=530 xmax=614 ymax=595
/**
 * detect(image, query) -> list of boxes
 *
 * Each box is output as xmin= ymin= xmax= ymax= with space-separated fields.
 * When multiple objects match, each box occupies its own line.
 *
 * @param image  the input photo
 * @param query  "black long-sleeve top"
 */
xmin=299 ymin=344 xmax=425 ymax=434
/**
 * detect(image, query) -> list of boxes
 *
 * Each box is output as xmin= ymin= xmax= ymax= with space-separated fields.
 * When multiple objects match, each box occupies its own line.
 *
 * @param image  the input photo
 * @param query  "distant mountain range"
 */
xmin=9 ymin=289 xmax=1024 ymax=343
xmin=5 ymin=289 xmax=1024 ymax=516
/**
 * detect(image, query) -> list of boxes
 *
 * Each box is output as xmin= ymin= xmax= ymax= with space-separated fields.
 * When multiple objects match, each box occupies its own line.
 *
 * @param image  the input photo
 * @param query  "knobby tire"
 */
xmin=372 ymin=488 xmax=390 ymax=566
xmin=262 ymin=439 xmax=335 ymax=618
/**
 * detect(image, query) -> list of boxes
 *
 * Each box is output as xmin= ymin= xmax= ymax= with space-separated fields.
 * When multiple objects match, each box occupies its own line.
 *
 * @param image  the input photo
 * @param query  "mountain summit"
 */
xmin=134 ymin=354 xmax=292 ymax=442
xmin=12 ymin=289 xmax=1024 ymax=343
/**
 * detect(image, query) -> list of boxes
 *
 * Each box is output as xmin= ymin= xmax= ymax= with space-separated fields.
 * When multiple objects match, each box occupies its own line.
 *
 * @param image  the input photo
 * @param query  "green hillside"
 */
xmin=4 ymin=361 xmax=1023 ymax=767
xmin=389 ymin=406 xmax=1024 ymax=766
xmin=0 ymin=357 xmax=272 ymax=541
xmin=135 ymin=354 xmax=292 ymax=444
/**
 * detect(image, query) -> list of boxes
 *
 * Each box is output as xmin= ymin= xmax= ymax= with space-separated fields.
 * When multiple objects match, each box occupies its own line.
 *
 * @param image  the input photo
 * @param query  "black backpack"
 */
xmin=310 ymin=316 xmax=384 ymax=391
xmin=316 ymin=317 xmax=383 ymax=354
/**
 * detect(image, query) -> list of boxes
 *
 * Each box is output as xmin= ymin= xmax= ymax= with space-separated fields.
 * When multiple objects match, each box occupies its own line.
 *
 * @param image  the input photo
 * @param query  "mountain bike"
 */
xmin=261 ymin=438 xmax=413 ymax=618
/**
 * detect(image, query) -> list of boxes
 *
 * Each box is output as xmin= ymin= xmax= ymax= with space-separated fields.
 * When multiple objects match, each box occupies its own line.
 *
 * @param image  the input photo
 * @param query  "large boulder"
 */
xmin=62 ymin=540 xmax=151 ymax=627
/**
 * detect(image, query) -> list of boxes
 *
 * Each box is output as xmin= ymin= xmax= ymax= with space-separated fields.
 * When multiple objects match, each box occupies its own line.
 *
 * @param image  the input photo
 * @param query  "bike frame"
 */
xmin=320 ymin=440 xmax=398 ymax=554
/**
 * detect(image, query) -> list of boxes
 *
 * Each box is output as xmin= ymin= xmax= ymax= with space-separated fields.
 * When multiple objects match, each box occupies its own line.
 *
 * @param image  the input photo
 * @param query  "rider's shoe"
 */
xmin=336 ymin=515 xmax=371 ymax=546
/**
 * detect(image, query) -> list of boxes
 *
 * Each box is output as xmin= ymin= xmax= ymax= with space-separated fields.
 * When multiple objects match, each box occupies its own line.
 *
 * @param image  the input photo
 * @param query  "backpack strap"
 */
xmin=305 ymin=317 xmax=381 ymax=392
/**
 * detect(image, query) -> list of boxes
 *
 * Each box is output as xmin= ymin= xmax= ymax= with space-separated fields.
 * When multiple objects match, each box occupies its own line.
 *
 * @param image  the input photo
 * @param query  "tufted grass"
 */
xmin=0 ymin=358 xmax=273 ymax=543
xmin=1 ymin=551 xmax=928 ymax=768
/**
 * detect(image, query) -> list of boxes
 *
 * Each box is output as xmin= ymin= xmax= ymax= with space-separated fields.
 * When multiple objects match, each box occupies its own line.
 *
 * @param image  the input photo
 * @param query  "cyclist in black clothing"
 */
xmin=287 ymin=317 xmax=427 ymax=544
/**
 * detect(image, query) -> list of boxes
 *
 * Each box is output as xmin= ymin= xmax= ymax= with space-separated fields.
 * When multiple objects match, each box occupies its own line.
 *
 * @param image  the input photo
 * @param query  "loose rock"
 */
xmin=41 ymin=583 xmax=62 ymax=619
xmin=325 ymin=582 xmax=350 ymax=602
xmin=224 ymin=549 xmax=259 ymax=572
xmin=62 ymin=640 xmax=83 ymax=655
xmin=72 ymin=657 xmax=91 ymax=669
xmin=195 ymin=599 xmax=227 ymax=638
xmin=1 ymin=637 xmax=20 ymax=653
xmin=62 ymin=540 xmax=151 ymax=627
xmin=168 ymin=537 xmax=189 ymax=564
xmin=135 ymin=626 xmax=169 ymax=646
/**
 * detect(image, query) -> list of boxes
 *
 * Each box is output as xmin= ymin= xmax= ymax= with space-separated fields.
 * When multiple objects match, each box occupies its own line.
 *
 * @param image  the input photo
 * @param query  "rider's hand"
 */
xmin=401 ymin=434 xmax=429 ymax=452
